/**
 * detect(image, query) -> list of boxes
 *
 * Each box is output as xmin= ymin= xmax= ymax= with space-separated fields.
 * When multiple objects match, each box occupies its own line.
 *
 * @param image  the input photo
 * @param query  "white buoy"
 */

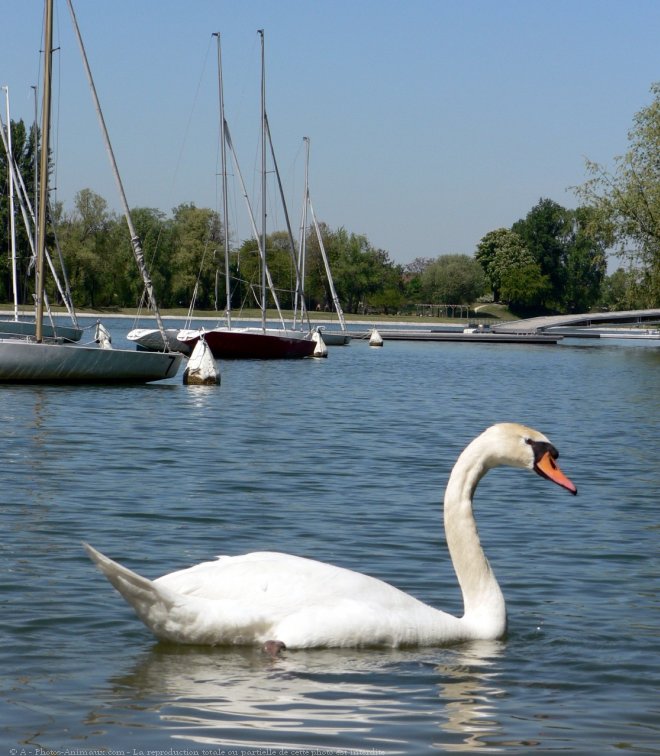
xmin=313 ymin=330 xmax=328 ymax=358
xmin=369 ymin=327 xmax=383 ymax=347
xmin=94 ymin=321 xmax=113 ymax=349
xmin=183 ymin=338 xmax=220 ymax=385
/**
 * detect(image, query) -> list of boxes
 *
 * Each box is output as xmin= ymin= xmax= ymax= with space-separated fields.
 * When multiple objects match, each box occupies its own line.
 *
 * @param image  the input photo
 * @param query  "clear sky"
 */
xmin=3 ymin=0 xmax=659 ymax=266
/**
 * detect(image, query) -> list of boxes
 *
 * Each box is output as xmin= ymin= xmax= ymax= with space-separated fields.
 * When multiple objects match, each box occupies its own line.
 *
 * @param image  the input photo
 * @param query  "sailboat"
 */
xmin=0 ymin=0 xmax=183 ymax=383
xmin=172 ymin=31 xmax=316 ymax=360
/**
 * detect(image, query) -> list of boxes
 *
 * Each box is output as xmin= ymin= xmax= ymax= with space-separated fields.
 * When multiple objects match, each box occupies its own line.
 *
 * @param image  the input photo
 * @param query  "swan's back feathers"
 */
xmin=156 ymin=551 xmax=446 ymax=622
xmin=157 ymin=551 xmax=408 ymax=605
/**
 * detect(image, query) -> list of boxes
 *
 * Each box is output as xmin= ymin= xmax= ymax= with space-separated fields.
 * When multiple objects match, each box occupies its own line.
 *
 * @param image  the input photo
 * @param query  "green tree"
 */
xmin=329 ymin=229 xmax=379 ymax=313
xmin=562 ymin=207 xmax=608 ymax=312
xmin=476 ymin=228 xmax=528 ymax=301
xmin=405 ymin=257 xmax=435 ymax=275
xmin=512 ymin=198 xmax=571 ymax=309
xmin=302 ymin=224 xmax=397 ymax=314
xmin=54 ymin=188 xmax=116 ymax=308
xmin=302 ymin=222 xmax=335 ymax=310
xmin=336 ymin=233 xmax=397 ymax=313
xmin=229 ymin=232 xmax=297 ymax=313
xmin=233 ymin=237 xmax=263 ymax=312
xmin=97 ymin=208 xmax=174 ymax=310
xmin=54 ymin=198 xmax=178 ymax=309
xmin=499 ymin=261 xmax=551 ymax=309
xmin=401 ymin=257 xmax=433 ymax=306
xmin=364 ymin=250 xmax=405 ymax=314
xmin=476 ymin=228 xmax=551 ymax=311
xmin=170 ymin=203 xmax=222 ymax=309
xmin=575 ymin=82 xmax=660 ymax=306
xmin=511 ymin=198 xmax=606 ymax=312
xmin=263 ymin=230 xmax=299 ymax=311
xmin=599 ymin=267 xmax=629 ymax=310
xmin=420 ymin=254 xmax=485 ymax=304
xmin=127 ymin=207 xmax=174 ymax=308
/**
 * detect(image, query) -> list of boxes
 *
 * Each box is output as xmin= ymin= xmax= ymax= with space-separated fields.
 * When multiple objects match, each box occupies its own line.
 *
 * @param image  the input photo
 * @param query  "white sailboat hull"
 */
xmin=316 ymin=328 xmax=351 ymax=346
xmin=0 ymin=339 xmax=183 ymax=383
xmin=127 ymin=328 xmax=193 ymax=355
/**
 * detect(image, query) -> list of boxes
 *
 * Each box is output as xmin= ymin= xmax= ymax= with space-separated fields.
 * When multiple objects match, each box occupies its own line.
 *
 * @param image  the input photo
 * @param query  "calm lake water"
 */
xmin=2 ymin=319 xmax=659 ymax=754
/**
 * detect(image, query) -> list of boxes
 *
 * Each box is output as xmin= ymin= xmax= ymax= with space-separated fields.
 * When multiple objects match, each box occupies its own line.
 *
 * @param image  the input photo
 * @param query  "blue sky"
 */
xmin=3 ymin=0 xmax=659 ymax=266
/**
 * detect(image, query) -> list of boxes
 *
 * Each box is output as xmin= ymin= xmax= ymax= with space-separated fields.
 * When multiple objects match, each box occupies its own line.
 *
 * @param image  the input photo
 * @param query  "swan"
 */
xmin=84 ymin=422 xmax=576 ymax=649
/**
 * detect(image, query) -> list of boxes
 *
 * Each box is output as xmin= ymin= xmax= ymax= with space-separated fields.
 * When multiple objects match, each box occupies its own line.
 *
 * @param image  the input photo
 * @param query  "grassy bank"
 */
xmin=0 ymin=303 xmax=519 ymax=324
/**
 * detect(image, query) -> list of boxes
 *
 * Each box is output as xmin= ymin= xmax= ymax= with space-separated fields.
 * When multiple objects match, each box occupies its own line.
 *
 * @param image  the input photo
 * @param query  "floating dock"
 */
xmin=360 ymin=329 xmax=562 ymax=344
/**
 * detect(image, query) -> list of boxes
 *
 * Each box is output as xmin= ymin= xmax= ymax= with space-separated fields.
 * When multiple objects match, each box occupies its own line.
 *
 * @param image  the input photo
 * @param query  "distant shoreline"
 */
xmin=0 ymin=306 xmax=508 ymax=327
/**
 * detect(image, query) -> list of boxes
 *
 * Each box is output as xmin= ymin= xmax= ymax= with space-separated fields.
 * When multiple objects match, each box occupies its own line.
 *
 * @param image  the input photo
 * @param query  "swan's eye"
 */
xmin=526 ymin=438 xmax=559 ymax=463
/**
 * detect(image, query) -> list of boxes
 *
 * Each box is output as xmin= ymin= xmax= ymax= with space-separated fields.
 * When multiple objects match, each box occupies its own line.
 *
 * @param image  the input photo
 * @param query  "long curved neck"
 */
xmin=443 ymin=436 xmax=506 ymax=635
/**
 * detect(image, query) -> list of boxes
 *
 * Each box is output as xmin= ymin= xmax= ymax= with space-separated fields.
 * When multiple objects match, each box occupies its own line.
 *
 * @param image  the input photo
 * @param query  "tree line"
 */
xmin=2 ymin=84 xmax=659 ymax=315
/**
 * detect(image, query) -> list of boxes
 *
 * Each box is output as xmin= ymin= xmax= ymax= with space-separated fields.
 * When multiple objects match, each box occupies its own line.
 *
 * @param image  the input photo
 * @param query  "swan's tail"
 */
xmin=83 ymin=542 xmax=180 ymax=641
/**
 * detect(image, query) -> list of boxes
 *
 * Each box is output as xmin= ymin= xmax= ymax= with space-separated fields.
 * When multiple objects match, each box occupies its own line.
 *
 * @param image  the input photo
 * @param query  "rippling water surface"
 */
xmin=2 ymin=320 xmax=659 ymax=753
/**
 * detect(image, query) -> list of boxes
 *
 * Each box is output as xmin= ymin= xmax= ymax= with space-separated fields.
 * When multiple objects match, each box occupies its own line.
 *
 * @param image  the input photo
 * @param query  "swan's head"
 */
xmin=482 ymin=423 xmax=577 ymax=495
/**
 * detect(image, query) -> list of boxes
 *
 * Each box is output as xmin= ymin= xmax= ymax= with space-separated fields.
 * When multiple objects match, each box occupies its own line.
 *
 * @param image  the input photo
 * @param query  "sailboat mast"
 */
xmin=309 ymin=193 xmax=347 ymax=332
xmin=294 ymin=136 xmax=310 ymax=327
xmin=2 ymin=87 xmax=19 ymax=321
xmin=305 ymin=137 xmax=346 ymax=332
xmin=258 ymin=29 xmax=267 ymax=332
xmin=66 ymin=0 xmax=168 ymax=348
xmin=265 ymin=117 xmax=308 ymax=329
xmin=214 ymin=32 xmax=231 ymax=328
xmin=35 ymin=0 xmax=54 ymax=344
xmin=32 ymin=85 xmax=39 ymax=275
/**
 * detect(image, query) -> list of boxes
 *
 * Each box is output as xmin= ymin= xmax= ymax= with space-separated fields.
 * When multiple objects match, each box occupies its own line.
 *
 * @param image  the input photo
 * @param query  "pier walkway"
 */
xmin=492 ymin=309 xmax=660 ymax=334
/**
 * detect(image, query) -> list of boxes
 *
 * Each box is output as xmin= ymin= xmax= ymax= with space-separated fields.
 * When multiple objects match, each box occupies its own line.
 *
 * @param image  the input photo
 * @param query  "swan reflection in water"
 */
xmin=101 ymin=640 xmax=506 ymax=751
xmin=433 ymin=641 xmax=507 ymax=751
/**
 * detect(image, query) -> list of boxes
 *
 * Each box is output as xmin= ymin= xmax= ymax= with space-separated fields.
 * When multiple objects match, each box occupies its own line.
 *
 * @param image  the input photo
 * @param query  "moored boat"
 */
xmin=128 ymin=327 xmax=192 ymax=355
xmin=164 ymin=31 xmax=317 ymax=360
xmin=315 ymin=327 xmax=351 ymax=346
xmin=0 ymin=0 xmax=183 ymax=384
xmin=177 ymin=326 xmax=315 ymax=359
xmin=0 ymin=338 xmax=181 ymax=383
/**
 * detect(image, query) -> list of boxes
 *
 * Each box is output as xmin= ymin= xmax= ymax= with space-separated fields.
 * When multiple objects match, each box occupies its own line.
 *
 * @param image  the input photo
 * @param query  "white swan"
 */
xmin=85 ymin=423 xmax=576 ymax=649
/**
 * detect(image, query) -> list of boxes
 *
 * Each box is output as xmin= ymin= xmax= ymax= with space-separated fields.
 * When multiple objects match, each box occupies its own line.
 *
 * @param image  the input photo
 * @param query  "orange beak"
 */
xmin=535 ymin=451 xmax=577 ymax=495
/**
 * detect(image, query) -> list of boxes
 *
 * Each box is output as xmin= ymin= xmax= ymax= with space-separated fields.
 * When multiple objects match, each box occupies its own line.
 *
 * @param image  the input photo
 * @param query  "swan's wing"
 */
xmin=157 ymin=551 xmax=450 ymax=647
xmin=156 ymin=551 xmax=422 ymax=612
